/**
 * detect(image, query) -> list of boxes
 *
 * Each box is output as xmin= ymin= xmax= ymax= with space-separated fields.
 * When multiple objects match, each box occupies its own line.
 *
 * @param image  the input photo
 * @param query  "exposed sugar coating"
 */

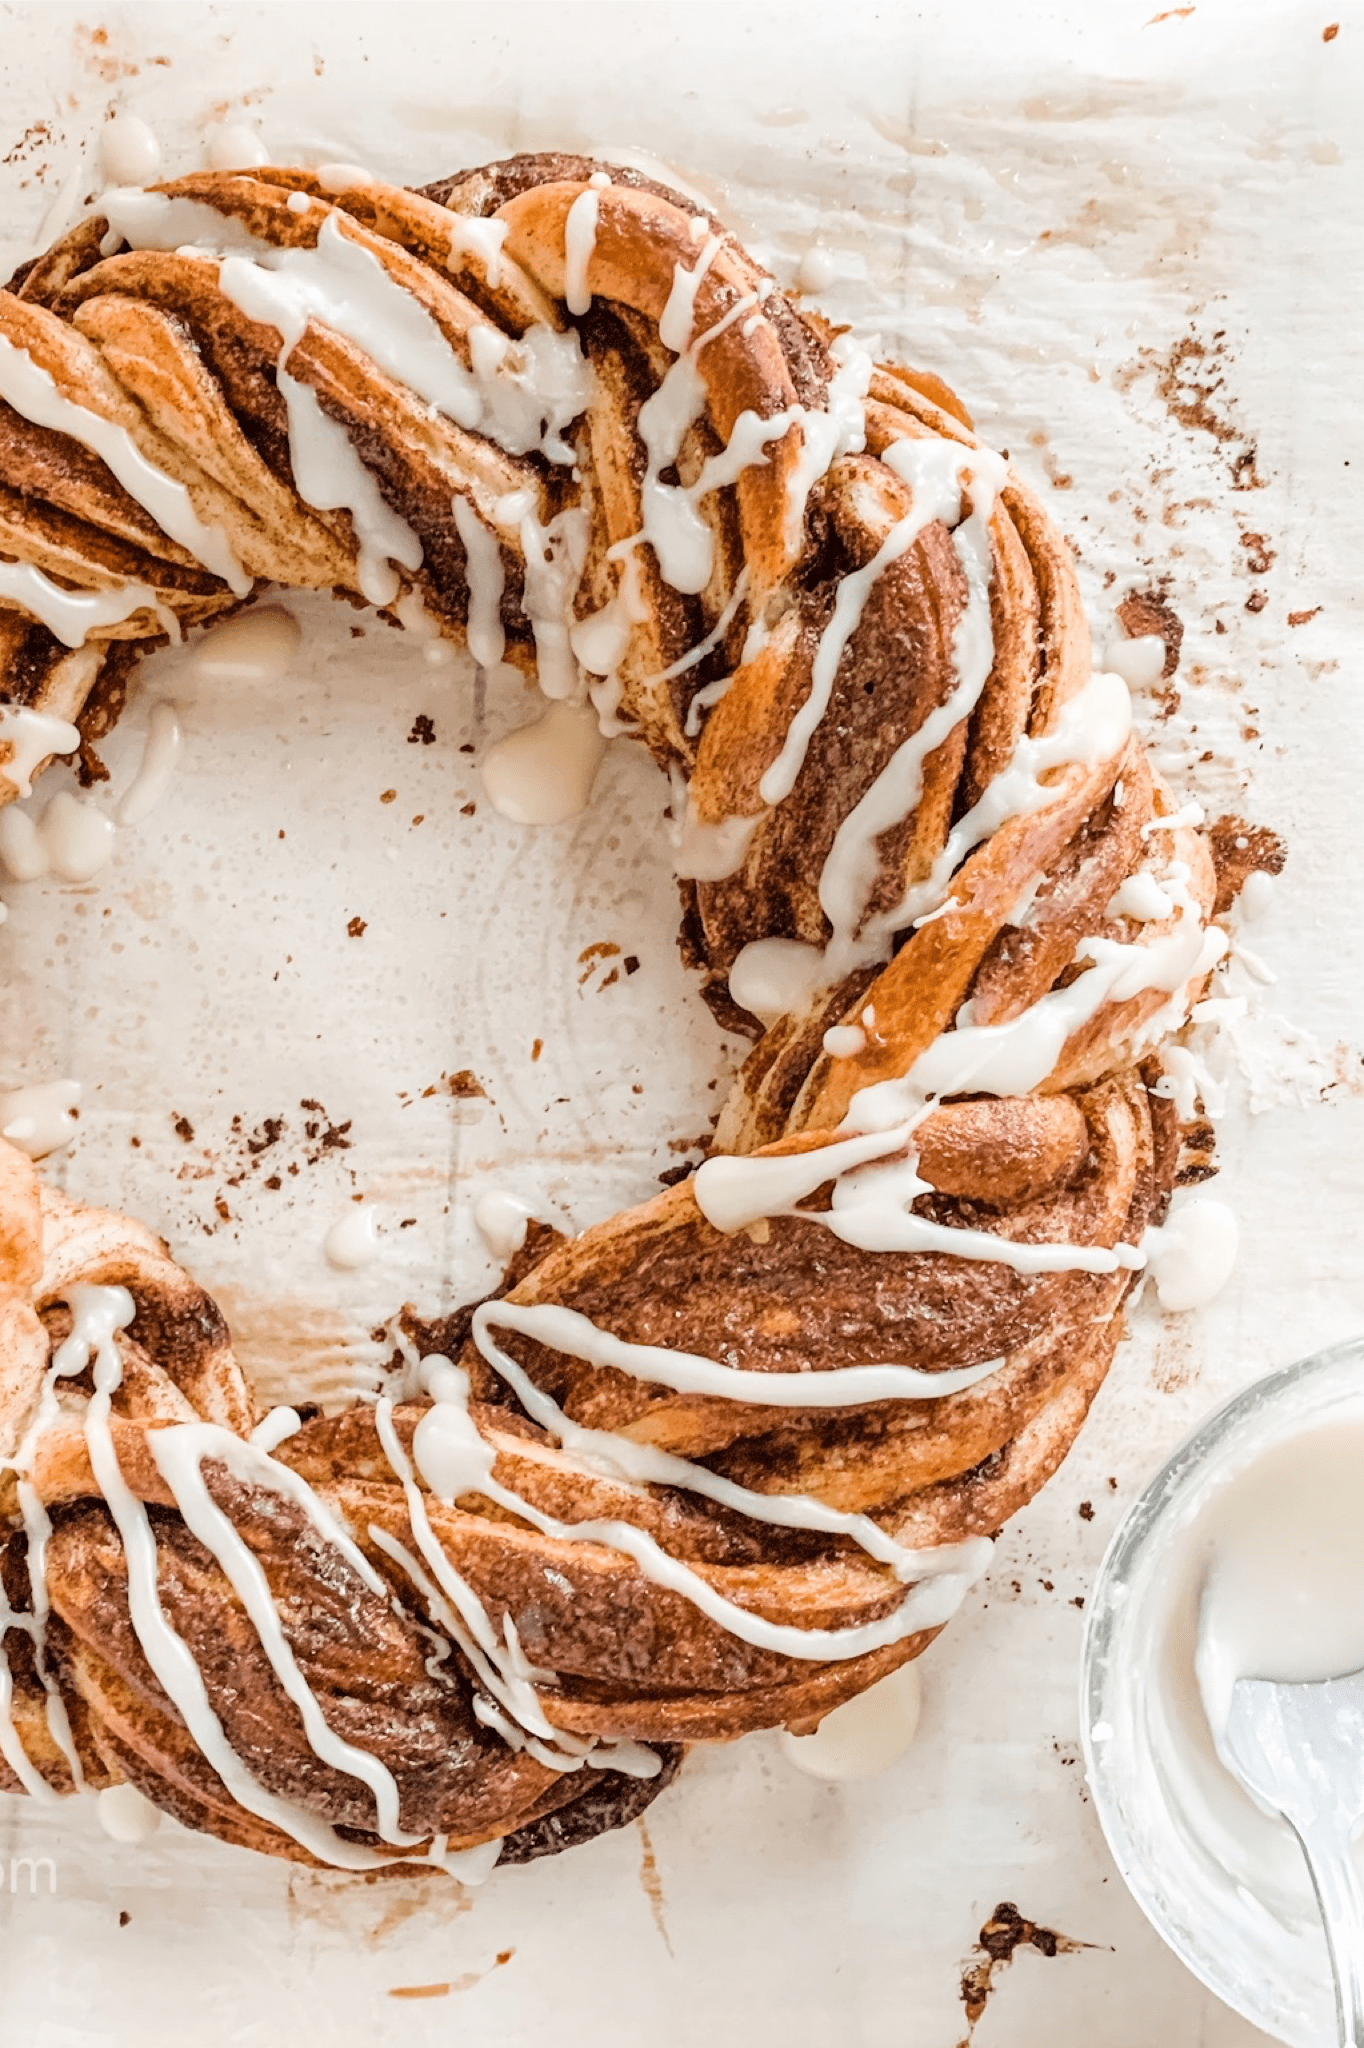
xmin=0 ymin=150 xmax=1252 ymax=1867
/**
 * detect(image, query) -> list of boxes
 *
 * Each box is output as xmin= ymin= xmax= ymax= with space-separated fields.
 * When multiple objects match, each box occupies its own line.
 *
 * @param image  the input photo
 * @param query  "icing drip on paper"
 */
xmin=324 ymin=1206 xmax=381 ymax=1270
xmin=98 ymin=114 xmax=162 ymax=189
xmin=474 ymin=1190 xmax=534 ymax=1262
xmin=116 ymin=701 xmax=182 ymax=827
xmin=779 ymin=1659 xmax=922 ymax=1780
xmin=204 ymin=125 xmax=268 ymax=172
xmin=0 ymin=1079 xmax=81 ymax=1158
xmin=481 ymin=699 xmax=607 ymax=825
xmin=187 ymin=607 xmax=301 ymax=684
xmin=0 ymin=792 xmax=116 ymax=883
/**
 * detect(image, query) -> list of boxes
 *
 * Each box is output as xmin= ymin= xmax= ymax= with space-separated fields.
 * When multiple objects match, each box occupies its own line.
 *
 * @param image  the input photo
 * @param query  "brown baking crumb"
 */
xmin=172 ymin=1114 xmax=194 ymax=1143
xmin=214 ymin=1196 xmax=231 ymax=1223
xmin=1324 ymin=21 xmax=1339 ymax=38
xmin=420 ymin=1069 xmax=486 ymax=1100
xmin=263 ymin=1174 xmax=282 ymax=1191
xmin=1214 ymin=617 xmax=1227 ymax=634
xmin=1245 ymin=590 xmax=1268 ymax=612
xmin=459 ymin=742 xmax=475 ymax=754
xmin=399 ymin=1217 xmax=417 ymax=1228
xmin=379 ymin=789 xmax=397 ymax=805
xmin=408 ymin=715 xmax=436 ymax=745
xmin=1205 ymin=814 xmax=1286 ymax=914
xmin=1070 ymin=1596 xmax=1086 ymax=1610
xmin=1078 ymin=1501 xmax=1095 ymax=1521
xmin=1239 ymin=531 xmax=1276 ymax=575
xmin=530 ymin=1038 xmax=543 ymax=1062
xmin=959 ymin=1904 xmax=1095 ymax=2035
xmin=246 ymin=1117 xmax=284 ymax=1157
xmin=623 ymin=955 xmax=641 ymax=975
xmin=350 ymin=624 xmax=364 ymax=637
xmin=411 ymin=814 xmax=424 ymax=826
xmin=347 ymin=916 xmax=366 ymax=937
xmin=129 ymin=1135 xmax=140 ymax=1148
xmin=460 ymin=801 xmax=476 ymax=816
xmin=1287 ymin=606 xmax=1321 ymax=626
xmin=118 ymin=1910 xmax=131 ymax=1927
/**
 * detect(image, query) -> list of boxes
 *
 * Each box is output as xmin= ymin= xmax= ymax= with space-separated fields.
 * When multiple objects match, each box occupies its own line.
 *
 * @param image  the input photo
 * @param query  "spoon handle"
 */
xmin=1295 ymin=1823 xmax=1364 ymax=2047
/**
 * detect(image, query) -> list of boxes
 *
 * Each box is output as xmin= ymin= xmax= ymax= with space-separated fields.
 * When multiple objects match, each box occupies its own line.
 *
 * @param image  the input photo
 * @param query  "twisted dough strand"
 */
xmin=0 ymin=153 xmax=1228 ymax=1867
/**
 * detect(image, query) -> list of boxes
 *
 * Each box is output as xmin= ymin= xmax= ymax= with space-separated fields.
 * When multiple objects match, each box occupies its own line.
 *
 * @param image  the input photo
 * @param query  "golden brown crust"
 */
xmin=0 ymin=151 xmax=1231 ymax=1870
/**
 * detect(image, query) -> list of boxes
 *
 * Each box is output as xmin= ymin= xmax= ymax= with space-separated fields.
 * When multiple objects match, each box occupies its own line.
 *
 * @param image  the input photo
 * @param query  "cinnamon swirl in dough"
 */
xmin=0 ymin=152 xmax=1248 ymax=1872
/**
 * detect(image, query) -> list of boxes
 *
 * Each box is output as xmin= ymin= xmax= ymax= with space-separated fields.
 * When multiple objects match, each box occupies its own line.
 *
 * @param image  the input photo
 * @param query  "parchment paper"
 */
xmin=0 ymin=4 xmax=1359 ymax=2042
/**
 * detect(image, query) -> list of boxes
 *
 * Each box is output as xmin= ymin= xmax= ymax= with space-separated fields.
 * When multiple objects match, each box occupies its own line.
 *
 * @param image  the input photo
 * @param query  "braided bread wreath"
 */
xmin=0 ymin=151 xmax=1241 ymax=1882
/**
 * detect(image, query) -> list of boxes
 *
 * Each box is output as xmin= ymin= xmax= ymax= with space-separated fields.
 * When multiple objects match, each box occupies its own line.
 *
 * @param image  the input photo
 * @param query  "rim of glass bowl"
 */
xmin=1080 ymin=1333 xmax=1364 ymax=2042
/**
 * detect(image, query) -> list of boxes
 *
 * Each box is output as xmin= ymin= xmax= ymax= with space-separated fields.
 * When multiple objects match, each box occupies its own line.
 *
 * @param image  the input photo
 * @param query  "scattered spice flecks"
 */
xmin=1119 ymin=330 xmax=1264 ymax=492
xmin=958 ymin=1902 xmax=1097 ymax=2040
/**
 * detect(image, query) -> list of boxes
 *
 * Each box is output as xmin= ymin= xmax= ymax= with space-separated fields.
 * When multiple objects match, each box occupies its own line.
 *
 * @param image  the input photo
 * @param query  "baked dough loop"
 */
xmin=0 ymin=155 xmax=1225 ymax=1868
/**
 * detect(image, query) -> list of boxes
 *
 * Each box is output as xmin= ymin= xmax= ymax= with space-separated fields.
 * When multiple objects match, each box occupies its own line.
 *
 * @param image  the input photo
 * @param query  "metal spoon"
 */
xmin=1222 ymin=1666 xmax=1364 ymax=2046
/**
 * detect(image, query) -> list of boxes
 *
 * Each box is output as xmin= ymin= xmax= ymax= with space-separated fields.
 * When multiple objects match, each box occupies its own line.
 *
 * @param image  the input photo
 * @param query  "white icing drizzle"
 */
xmin=16 ymin=1283 xmax=501 ymax=1880
xmin=822 ymin=1023 xmax=867 ymax=1059
xmin=451 ymin=497 xmax=506 ymax=668
xmin=728 ymin=937 xmax=828 ymax=1026
xmin=481 ymin=699 xmax=606 ymax=826
xmin=671 ymin=803 xmax=758 ymax=882
xmin=204 ymin=125 xmax=268 ymax=173
xmin=0 ymin=560 xmax=166 ymax=648
xmin=1103 ymin=631 xmax=1166 ymax=691
xmin=0 ymin=1077 xmax=81 ymax=1158
xmin=779 ymin=1658 xmax=922 ymax=1781
xmin=658 ymin=233 xmax=723 ymax=353
xmin=796 ymin=245 xmax=839 ymax=295
xmin=314 ymin=163 xmax=374 ymax=194
xmin=275 ymin=370 xmax=422 ymax=605
xmin=763 ymin=439 xmax=1000 ymax=815
xmin=0 ymin=705 xmax=80 ymax=798
xmin=780 ymin=337 xmax=873 ymax=551
xmin=369 ymin=1391 xmax=638 ymax=1778
xmin=98 ymin=114 xmax=162 ymax=189
xmin=323 ymin=1206 xmax=380 ymax=1270
xmin=187 ymin=606 xmax=300 ymax=684
xmin=694 ymin=1119 xmax=1141 ymax=1277
xmin=827 ymin=665 xmax=1133 ymax=982
xmin=102 ymin=193 xmax=593 ymax=468
xmin=446 ymin=214 xmax=509 ymax=287
xmin=458 ymin=1316 xmax=989 ymax=1660
xmin=0 ymin=335 xmax=248 ymax=594
xmin=474 ymin=1190 xmax=534 ymax=1262
xmin=571 ymin=548 xmax=648 ymax=684
xmin=2 ymin=791 xmax=116 ymax=883
xmin=476 ymin=1298 xmax=999 ymax=1408
xmin=506 ymin=498 xmax=590 ymax=700
xmin=116 ymin=700 xmax=181 ymax=827
xmin=845 ymin=862 xmax=1226 ymax=1137
xmin=562 ymin=179 xmax=605 ymax=318
xmin=1139 ymin=1197 xmax=1238 ymax=1312
xmin=97 ymin=1781 xmax=161 ymax=1842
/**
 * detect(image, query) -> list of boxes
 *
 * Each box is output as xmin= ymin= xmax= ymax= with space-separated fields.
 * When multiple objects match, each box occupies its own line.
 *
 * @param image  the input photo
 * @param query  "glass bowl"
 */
xmin=1081 ymin=1335 xmax=1364 ymax=2047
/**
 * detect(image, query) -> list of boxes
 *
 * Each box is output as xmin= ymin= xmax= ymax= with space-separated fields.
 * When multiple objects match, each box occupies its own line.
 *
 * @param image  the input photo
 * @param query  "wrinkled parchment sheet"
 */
xmin=0 ymin=3 xmax=1358 ymax=2042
